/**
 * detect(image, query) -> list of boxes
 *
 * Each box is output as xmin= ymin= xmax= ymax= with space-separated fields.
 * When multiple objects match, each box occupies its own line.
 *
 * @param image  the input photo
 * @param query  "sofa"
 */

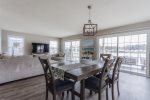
xmin=0 ymin=55 xmax=58 ymax=84
xmin=51 ymin=53 xmax=65 ymax=61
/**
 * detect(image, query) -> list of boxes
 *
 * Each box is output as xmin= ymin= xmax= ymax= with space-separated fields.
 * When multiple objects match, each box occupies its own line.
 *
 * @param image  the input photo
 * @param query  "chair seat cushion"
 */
xmin=85 ymin=76 xmax=107 ymax=91
xmin=95 ymin=73 xmax=101 ymax=78
xmin=48 ymin=78 xmax=75 ymax=92
xmin=95 ymin=73 xmax=118 ymax=81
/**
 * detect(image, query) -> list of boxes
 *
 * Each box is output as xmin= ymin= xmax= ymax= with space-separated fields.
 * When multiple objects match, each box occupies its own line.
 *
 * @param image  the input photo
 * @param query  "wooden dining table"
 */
xmin=52 ymin=60 xmax=104 ymax=100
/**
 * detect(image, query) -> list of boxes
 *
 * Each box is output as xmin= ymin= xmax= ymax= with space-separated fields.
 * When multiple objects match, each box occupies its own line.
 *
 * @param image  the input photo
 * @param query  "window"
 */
xmin=8 ymin=36 xmax=24 ymax=56
xmin=99 ymin=32 xmax=147 ymax=75
xmin=99 ymin=36 xmax=117 ymax=57
xmin=64 ymin=40 xmax=80 ymax=62
xmin=49 ymin=41 xmax=58 ymax=54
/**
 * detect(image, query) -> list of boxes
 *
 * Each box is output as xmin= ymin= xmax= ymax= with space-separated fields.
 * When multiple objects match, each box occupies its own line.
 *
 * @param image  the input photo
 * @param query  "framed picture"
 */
xmin=82 ymin=39 xmax=94 ymax=47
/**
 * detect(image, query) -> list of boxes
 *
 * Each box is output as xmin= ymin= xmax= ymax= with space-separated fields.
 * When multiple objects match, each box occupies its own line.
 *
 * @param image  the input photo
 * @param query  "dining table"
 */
xmin=51 ymin=60 xmax=104 ymax=100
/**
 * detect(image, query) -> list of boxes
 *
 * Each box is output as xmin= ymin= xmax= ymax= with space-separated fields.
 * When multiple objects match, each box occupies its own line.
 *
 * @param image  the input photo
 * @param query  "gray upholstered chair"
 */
xmin=100 ymin=54 xmax=111 ymax=61
xmin=39 ymin=58 xmax=75 ymax=100
xmin=84 ymin=59 xmax=115 ymax=100
xmin=108 ymin=57 xmax=123 ymax=100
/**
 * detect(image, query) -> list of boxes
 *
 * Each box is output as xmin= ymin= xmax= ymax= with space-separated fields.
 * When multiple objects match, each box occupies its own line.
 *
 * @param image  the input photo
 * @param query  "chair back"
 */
xmin=39 ymin=58 xmax=55 ymax=91
xmin=100 ymin=54 xmax=111 ymax=61
xmin=112 ymin=57 xmax=123 ymax=80
xmin=99 ymin=59 xmax=114 ymax=88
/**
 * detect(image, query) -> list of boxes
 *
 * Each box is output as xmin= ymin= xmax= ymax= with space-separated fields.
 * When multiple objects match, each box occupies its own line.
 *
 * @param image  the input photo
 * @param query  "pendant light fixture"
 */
xmin=83 ymin=5 xmax=97 ymax=36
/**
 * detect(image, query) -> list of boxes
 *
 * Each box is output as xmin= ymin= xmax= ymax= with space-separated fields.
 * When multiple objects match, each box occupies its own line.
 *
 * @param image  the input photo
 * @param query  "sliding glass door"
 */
xmin=64 ymin=40 xmax=80 ymax=62
xmin=118 ymin=34 xmax=147 ymax=74
xmin=99 ymin=32 xmax=148 ymax=75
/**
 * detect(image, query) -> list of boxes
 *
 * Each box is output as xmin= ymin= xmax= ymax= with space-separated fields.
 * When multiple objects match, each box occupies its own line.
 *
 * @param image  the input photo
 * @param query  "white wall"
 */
xmin=0 ymin=28 xmax=1 ymax=53
xmin=96 ymin=20 xmax=150 ymax=36
xmin=1 ymin=30 xmax=60 ymax=55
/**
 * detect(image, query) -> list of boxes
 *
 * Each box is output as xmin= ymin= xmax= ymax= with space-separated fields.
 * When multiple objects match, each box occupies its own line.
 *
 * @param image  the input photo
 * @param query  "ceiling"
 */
xmin=0 ymin=0 xmax=150 ymax=38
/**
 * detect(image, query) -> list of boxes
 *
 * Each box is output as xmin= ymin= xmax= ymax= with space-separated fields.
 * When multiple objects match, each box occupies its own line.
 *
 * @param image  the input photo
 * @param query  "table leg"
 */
xmin=80 ymin=79 xmax=85 ymax=100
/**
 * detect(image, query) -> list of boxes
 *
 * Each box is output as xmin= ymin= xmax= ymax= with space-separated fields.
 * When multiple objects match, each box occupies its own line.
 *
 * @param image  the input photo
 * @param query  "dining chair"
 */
xmin=100 ymin=54 xmax=111 ymax=61
xmin=39 ymin=58 xmax=75 ymax=100
xmin=108 ymin=57 xmax=123 ymax=100
xmin=84 ymin=59 xmax=115 ymax=100
xmin=94 ymin=54 xmax=112 ymax=77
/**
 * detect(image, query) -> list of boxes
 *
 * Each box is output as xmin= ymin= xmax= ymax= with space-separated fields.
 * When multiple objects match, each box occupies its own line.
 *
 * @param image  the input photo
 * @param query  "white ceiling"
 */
xmin=0 ymin=0 xmax=150 ymax=38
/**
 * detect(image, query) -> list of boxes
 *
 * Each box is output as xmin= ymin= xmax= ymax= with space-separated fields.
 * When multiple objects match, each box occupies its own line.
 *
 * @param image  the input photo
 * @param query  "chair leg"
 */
xmin=67 ymin=90 xmax=69 ymax=95
xmin=98 ymin=92 xmax=101 ymax=100
xmin=71 ymin=88 xmax=75 ymax=100
xmin=80 ymin=80 xmax=85 ymax=100
xmin=53 ymin=94 xmax=56 ymax=100
xmin=106 ymin=87 xmax=109 ymax=100
xmin=90 ymin=90 xmax=93 ymax=96
xmin=109 ymin=83 xmax=111 ymax=88
xmin=62 ymin=92 xmax=64 ymax=100
xmin=45 ymin=88 xmax=48 ymax=100
xmin=117 ymin=81 xmax=120 ymax=96
xmin=111 ymin=83 xmax=115 ymax=100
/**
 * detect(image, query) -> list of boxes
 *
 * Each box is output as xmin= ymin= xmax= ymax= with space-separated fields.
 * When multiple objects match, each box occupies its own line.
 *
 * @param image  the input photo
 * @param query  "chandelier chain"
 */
xmin=88 ymin=5 xmax=92 ymax=23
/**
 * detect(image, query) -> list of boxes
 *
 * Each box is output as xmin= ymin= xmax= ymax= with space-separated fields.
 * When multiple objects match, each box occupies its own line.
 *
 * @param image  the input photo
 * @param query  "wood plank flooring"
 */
xmin=0 ymin=73 xmax=150 ymax=100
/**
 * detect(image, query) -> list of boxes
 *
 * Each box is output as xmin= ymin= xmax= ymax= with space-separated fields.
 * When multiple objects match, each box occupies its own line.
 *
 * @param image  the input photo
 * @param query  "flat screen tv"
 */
xmin=32 ymin=43 xmax=49 ymax=54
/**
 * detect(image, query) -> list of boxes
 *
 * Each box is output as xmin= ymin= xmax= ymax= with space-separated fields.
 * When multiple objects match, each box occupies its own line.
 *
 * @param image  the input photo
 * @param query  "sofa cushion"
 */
xmin=51 ymin=54 xmax=59 ymax=57
xmin=59 ymin=53 xmax=65 ymax=57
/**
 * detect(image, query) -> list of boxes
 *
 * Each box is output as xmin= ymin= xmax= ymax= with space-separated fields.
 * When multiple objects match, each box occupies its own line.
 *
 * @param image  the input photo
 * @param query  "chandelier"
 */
xmin=83 ymin=5 xmax=98 ymax=36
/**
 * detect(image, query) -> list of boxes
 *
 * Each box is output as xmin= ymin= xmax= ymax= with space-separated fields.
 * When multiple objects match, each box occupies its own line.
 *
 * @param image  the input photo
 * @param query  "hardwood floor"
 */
xmin=0 ymin=73 xmax=150 ymax=100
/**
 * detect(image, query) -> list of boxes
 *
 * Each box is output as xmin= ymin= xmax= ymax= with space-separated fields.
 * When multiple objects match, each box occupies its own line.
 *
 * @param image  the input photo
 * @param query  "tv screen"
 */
xmin=32 ymin=43 xmax=49 ymax=54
